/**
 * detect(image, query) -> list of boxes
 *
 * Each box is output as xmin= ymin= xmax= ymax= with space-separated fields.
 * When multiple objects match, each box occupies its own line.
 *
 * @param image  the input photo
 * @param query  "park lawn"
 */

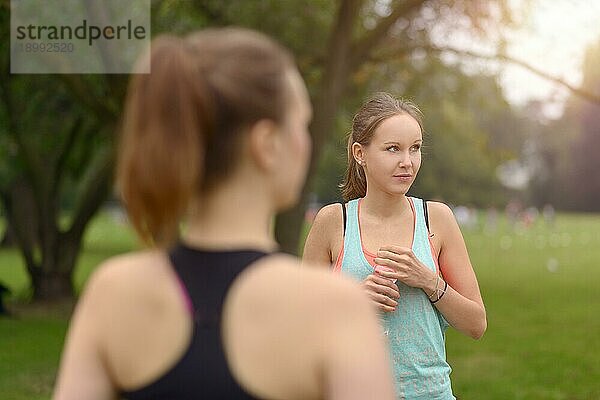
xmin=1 ymin=211 xmax=599 ymax=399
xmin=0 ymin=307 xmax=70 ymax=400
xmin=447 ymin=213 xmax=600 ymax=400
xmin=0 ymin=213 xmax=139 ymax=400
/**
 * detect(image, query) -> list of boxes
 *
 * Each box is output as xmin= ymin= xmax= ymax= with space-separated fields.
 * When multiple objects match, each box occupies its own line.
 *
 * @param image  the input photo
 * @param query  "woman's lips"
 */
xmin=393 ymin=174 xmax=412 ymax=181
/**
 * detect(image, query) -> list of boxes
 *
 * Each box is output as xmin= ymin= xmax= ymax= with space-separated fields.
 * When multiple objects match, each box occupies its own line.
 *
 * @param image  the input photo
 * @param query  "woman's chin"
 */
xmin=275 ymin=192 xmax=300 ymax=213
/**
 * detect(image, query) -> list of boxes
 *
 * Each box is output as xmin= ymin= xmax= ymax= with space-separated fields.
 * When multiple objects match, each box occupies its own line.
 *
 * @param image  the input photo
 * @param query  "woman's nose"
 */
xmin=397 ymin=150 xmax=411 ymax=166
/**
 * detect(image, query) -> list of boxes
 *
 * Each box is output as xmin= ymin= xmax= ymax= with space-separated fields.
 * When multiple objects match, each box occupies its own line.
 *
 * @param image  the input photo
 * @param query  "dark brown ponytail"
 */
xmin=117 ymin=36 xmax=208 ymax=245
xmin=339 ymin=92 xmax=424 ymax=202
xmin=117 ymin=28 xmax=295 ymax=246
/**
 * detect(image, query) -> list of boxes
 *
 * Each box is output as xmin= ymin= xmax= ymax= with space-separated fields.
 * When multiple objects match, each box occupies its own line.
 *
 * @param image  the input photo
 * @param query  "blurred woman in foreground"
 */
xmin=53 ymin=28 xmax=395 ymax=400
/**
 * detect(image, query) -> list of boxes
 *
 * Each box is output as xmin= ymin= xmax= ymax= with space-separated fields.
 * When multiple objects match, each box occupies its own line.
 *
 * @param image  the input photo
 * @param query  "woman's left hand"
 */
xmin=374 ymin=245 xmax=436 ymax=291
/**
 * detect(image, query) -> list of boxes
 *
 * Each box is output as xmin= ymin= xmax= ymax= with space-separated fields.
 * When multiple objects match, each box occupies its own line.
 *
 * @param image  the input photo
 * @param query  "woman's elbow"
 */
xmin=469 ymin=309 xmax=487 ymax=340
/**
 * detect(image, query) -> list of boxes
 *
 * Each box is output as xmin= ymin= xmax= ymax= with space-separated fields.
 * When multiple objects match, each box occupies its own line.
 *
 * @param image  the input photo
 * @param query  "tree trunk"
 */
xmin=25 ymin=221 xmax=85 ymax=301
xmin=275 ymin=0 xmax=361 ymax=254
xmin=0 ymin=222 xmax=16 ymax=247
xmin=31 ymin=270 xmax=73 ymax=301
xmin=1 ymin=179 xmax=39 ymax=250
xmin=1 ymin=156 xmax=111 ymax=302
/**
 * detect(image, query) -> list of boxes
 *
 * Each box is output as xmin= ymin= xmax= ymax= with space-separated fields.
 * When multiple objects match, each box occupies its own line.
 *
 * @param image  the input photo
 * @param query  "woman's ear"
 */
xmin=352 ymin=142 xmax=365 ymax=165
xmin=248 ymin=119 xmax=279 ymax=172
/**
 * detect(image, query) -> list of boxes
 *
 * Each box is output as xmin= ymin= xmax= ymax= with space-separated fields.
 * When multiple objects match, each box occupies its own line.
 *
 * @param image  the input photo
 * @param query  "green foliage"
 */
xmin=404 ymin=61 xmax=523 ymax=206
xmin=170 ymin=0 xmax=335 ymax=94
xmin=151 ymin=0 xmax=211 ymax=34
xmin=310 ymin=109 xmax=353 ymax=203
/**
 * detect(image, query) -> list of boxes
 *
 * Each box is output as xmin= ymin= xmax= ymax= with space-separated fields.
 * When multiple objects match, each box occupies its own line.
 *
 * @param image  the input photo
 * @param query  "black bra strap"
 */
xmin=423 ymin=200 xmax=430 ymax=233
xmin=340 ymin=202 xmax=347 ymax=237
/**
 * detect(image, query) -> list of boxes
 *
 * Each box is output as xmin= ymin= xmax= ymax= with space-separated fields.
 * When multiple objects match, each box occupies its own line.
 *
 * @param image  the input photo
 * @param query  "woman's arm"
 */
xmin=428 ymin=202 xmax=487 ymax=339
xmin=53 ymin=265 xmax=118 ymax=400
xmin=374 ymin=202 xmax=486 ymax=339
xmin=302 ymin=204 xmax=341 ymax=266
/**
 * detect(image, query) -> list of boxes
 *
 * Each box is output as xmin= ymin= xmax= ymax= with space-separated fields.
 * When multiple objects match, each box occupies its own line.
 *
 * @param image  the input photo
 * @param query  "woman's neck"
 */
xmin=361 ymin=190 xmax=410 ymax=220
xmin=182 ymin=181 xmax=279 ymax=253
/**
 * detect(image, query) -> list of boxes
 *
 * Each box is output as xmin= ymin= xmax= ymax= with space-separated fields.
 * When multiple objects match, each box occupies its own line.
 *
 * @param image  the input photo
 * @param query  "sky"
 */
xmin=431 ymin=0 xmax=600 ymax=118
xmin=498 ymin=0 xmax=600 ymax=115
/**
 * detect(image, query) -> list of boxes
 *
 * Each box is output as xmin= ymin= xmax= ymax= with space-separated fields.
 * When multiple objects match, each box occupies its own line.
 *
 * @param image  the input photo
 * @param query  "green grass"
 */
xmin=0 ymin=212 xmax=138 ymax=399
xmin=1 ymin=211 xmax=599 ymax=399
xmin=0 ymin=312 xmax=69 ymax=400
xmin=446 ymin=213 xmax=600 ymax=399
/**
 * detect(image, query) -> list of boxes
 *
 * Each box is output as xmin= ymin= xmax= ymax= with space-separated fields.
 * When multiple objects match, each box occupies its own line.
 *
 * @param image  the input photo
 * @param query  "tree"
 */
xmin=0 ymin=1 xmax=122 ymax=300
xmin=565 ymin=40 xmax=600 ymax=211
xmin=0 ymin=0 xmax=231 ymax=300
xmin=528 ymin=38 xmax=600 ymax=211
xmin=0 ymin=74 xmax=118 ymax=300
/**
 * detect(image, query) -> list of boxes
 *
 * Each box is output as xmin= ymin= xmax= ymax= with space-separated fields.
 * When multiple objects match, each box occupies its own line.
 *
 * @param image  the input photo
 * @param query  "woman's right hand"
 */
xmin=361 ymin=274 xmax=400 ymax=313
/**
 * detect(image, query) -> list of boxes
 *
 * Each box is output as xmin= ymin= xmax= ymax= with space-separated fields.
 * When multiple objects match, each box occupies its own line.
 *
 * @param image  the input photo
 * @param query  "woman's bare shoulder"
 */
xmin=315 ymin=202 xmax=344 ymax=220
xmin=79 ymin=250 xmax=176 ymax=321
xmin=86 ymin=250 xmax=170 ymax=290
xmin=427 ymin=201 xmax=456 ymax=226
xmin=236 ymin=254 xmax=367 ymax=317
xmin=426 ymin=201 xmax=466 ymax=252
xmin=427 ymin=200 xmax=452 ymax=213
xmin=311 ymin=203 xmax=344 ymax=234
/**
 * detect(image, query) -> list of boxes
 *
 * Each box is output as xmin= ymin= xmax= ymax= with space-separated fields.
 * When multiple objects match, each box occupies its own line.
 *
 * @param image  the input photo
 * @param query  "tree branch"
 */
xmin=350 ymin=0 xmax=427 ymax=68
xmin=368 ymin=42 xmax=600 ymax=105
xmin=0 ymin=186 xmax=38 ymax=276
xmin=428 ymin=45 xmax=600 ymax=105
xmin=53 ymin=116 xmax=84 ymax=186
xmin=192 ymin=0 xmax=230 ymax=26
xmin=57 ymin=75 xmax=116 ymax=121
xmin=66 ymin=145 xmax=114 ymax=241
xmin=0 ymin=76 xmax=47 ymax=204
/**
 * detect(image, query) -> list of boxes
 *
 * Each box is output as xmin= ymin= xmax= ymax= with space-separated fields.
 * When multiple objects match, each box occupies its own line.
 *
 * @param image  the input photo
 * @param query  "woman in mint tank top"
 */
xmin=303 ymin=93 xmax=487 ymax=399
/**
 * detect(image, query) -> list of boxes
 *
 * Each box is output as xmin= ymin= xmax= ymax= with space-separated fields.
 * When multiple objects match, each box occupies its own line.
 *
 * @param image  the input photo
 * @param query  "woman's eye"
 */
xmin=387 ymin=146 xmax=399 ymax=152
xmin=411 ymin=145 xmax=421 ymax=152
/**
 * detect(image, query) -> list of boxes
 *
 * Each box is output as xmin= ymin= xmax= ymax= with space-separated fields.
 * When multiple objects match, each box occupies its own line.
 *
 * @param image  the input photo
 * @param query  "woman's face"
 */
xmin=357 ymin=114 xmax=422 ymax=196
xmin=273 ymin=69 xmax=312 ymax=210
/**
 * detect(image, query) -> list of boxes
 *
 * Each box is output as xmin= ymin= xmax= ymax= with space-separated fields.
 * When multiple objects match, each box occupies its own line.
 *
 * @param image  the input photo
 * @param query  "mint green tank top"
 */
xmin=339 ymin=197 xmax=455 ymax=399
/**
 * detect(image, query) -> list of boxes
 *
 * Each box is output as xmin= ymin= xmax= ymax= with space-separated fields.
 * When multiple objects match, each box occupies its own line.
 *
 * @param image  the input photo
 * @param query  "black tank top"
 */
xmin=121 ymin=243 xmax=269 ymax=400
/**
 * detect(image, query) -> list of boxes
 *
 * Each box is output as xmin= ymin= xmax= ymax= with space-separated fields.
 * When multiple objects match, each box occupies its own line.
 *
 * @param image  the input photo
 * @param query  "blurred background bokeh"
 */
xmin=1 ymin=1 xmax=599 ymax=398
